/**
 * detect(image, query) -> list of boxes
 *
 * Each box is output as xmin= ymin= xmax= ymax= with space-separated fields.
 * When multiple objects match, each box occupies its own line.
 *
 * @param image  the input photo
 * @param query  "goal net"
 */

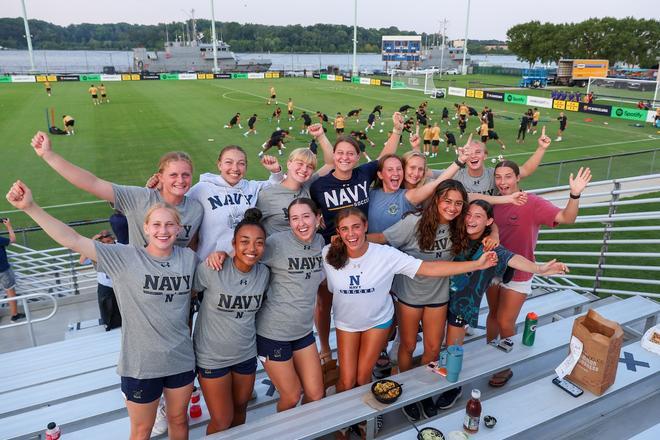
xmin=587 ymin=77 xmax=659 ymax=107
xmin=390 ymin=69 xmax=442 ymax=95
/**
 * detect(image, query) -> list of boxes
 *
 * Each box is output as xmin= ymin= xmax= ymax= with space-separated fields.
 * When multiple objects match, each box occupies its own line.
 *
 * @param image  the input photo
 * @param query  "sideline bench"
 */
xmin=203 ymin=296 xmax=659 ymax=440
xmin=386 ymin=343 xmax=660 ymax=439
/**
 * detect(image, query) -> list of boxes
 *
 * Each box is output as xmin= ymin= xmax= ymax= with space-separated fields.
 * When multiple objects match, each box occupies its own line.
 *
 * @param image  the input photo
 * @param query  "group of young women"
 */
xmin=8 ymin=111 xmax=590 ymax=440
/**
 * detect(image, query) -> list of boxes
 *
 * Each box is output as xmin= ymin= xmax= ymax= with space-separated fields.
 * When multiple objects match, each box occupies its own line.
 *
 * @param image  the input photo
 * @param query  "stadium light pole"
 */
xmin=20 ymin=0 xmax=36 ymax=72
xmin=461 ymin=0 xmax=471 ymax=75
xmin=210 ymin=0 xmax=219 ymax=73
xmin=352 ymin=0 xmax=358 ymax=77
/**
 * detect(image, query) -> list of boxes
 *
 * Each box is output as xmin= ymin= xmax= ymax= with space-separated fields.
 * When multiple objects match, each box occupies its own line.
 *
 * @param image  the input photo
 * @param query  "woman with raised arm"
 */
xmin=256 ymin=123 xmax=333 ymax=235
xmin=485 ymin=162 xmax=591 ymax=388
xmin=7 ymin=181 xmax=198 ymax=440
xmin=323 ymin=207 xmax=497 ymax=439
xmin=434 ymin=200 xmax=568 ymax=410
xmin=30 ymin=131 xmax=203 ymax=248
xmin=192 ymin=209 xmax=270 ymax=435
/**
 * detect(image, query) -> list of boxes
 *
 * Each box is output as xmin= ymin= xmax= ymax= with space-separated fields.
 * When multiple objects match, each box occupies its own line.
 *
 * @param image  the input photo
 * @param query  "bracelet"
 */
xmin=392 ymin=130 xmax=402 ymax=135
xmin=569 ymin=193 xmax=581 ymax=199
xmin=454 ymin=159 xmax=466 ymax=168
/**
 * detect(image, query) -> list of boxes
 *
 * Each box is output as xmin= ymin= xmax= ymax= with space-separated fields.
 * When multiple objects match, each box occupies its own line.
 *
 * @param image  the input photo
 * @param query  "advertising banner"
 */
xmin=122 ymin=74 xmax=133 ymax=81
xmin=265 ymin=72 xmax=280 ymax=78
xmin=504 ymin=93 xmax=526 ymax=105
xmin=79 ymin=74 xmax=101 ymax=82
xmin=336 ymin=75 xmax=344 ymax=81
xmin=214 ymin=73 xmax=232 ymax=79
xmin=371 ymin=79 xmax=381 ymax=86
xmin=647 ymin=110 xmax=657 ymax=123
xmin=360 ymin=78 xmax=371 ymax=85
xmin=380 ymin=79 xmax=391 ymax=87
xmin=553 ymin=99 xmax=566 ymax=110
xmin=526 ymin=96 xmax=553 ymax=109
xmin=313 ymin=73 xmax=320 ymax=79
xmin=578 ymin=102 xmax=611 ymax=116
xmin=140 ymin=74 xmax=160 ymax=80
xmin=248 ymin=72 xmax=265 ymax=79
xmin=484 ymin=91 xmax=504 ymax=101
xmin=319 ymin=74 xmax=327 ymax=80
xmin=178 ymin=73 xmax=197 ymax=80
xmin=448 ymin=86 xmax=466 ymax=97
xmin=0 ymin=76 xmax=11 ymax=83
xmin=36 ymin=75 xmax=48 ymax=82
xmin=342 ymin=76 xmax=351 ymax=82
xmin=159 ymin=73 xmax=179 ymax=80
xmin=474 ymin=90 xmax=484 ymax=99
xmin=565 ymin=101 xmax=580 ymax=112
xmin=231 ymin=73 xmax=248 ymax=79
xmin=100 ymin=74 xmax=122 ymax=81
xmin=610 ymin=106 xmax=647 ymax=121
xmin=466 ymin=89 xmax=475 ymax=98
xmin=57 ymin=75 xmax=81 ymax=81
xmin=11 ymin=75 xmax=36 ymax=82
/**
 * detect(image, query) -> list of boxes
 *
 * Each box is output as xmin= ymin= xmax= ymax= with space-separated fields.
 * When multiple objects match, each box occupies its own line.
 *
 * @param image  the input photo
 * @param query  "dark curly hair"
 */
xmin=415 ymin=179 xmax=469 ymax=255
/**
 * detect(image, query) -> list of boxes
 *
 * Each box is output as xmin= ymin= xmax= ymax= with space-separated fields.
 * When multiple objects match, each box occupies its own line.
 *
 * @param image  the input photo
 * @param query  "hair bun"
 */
xmin=242 ymin=208 xmax=263 ymax=223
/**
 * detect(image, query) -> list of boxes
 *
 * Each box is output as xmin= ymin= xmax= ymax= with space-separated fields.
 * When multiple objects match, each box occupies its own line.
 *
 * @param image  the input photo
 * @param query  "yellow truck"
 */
xmin=556 ymin=59 xmax=609 ymax=87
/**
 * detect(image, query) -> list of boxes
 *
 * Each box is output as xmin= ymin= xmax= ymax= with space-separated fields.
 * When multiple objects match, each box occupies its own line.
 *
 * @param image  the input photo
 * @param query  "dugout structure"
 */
xmin=587 ymin=77 xmax=660 ymax=107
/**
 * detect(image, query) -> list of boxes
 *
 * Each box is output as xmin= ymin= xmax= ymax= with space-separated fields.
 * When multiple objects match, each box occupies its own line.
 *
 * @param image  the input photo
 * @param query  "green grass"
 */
xmin=0 ymin=76 xmax=658 ymax=250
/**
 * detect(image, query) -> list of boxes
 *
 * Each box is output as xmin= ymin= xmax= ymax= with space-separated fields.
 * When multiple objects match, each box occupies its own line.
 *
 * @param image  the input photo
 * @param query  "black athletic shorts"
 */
xmin=65 ymin=120 xmax=75 ymax=127
xmin=336 ymin=128 xmax=344 ymax=134
xmin=532 ymin=121 xmax=538 ymax=126
xmin=481 ymin=135 xmax=489 ymax=142
xmin=432 ymin=140 xmax=440 ymax=146
xmin=488 ymin=131 xmax=499 ymax=140
xmin=271 ymin=94 xmax=276 ymax=99
xmin=288 ymin=110 xmax=293 ymax=115
xmin=92 ymin=94 xmax=98 ymax=99
xmin=423 ymin=140 xmax=431 ymax=145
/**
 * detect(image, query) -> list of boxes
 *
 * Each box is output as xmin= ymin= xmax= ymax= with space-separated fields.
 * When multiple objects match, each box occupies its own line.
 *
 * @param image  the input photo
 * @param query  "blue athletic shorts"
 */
xmin=257 ymin=332 xmax=316 ymax=362
xmin=197 ymin=357 xmax=257 ymax=379
xmin=121 ymin=370 xmax=195 ymax=404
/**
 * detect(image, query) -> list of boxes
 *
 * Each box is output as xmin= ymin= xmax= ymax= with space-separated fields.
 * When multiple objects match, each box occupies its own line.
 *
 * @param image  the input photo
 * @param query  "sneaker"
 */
xmin=402 ymin=402 xmax=422 ymax=422
xmin=258 ymin=151 xmax=264 ymax=158
xmin=435 ymin=386 xmax=463 ymax=410
xmin=555 ymin=137 xmax=562 ymax=142
xmin=420 ymin=397 xmax=438 ymax=418
xmin=151 ymin=398 xmax=168 ymax=436
xmin=10 ymin=313 xmax=26 ymax=322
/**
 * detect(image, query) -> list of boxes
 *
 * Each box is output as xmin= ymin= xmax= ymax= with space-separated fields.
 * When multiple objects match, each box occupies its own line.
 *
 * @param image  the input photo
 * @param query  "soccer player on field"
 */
xmin=224 ymin=113 xmax=242 ymax=129
xmin=300 ymin=111 xmax=312 ymax=134
xmin=556 ymin=112 xmax=567 ymax=142
xmin=444 ymin=131 xmax=456 ymax=152
xmin=442 ymin=106 xmax=450 ymax=126
xmin=431 ymin=122 xmax=442 ymax=158
xmin=458 ymin=102 xmax=469 ymax=122
xmin=399 ymin=104 xmax=413 ymax=114
xmin=365 ymin=112 xmax=376 ymax=132
xmin=316 ymin=111 xmax=329 ymax=125
xmin=259 ymin=129 xmax=290 ymax=156
xmin=458 ymin=117 xmax=467 ymax=138
xmin=287 ymin=98 xmax=295 ymax=121
xmin=422 ymin=124 xmax=432 ymax=157
xmin=271 ymin=106 xmax=282 ymax=125
xmin=531 ymin=108 xmax=540 ymax=134
xmin=62 ymin=115 xmax=75 ymax=135
xmin=372 ymin=104 xmax=383 ymax=118
xmin=44 ymin=81 xmax=52 ymax=96
xmin=347 ymin=108 xmax=362 ymax=123
xmin=334 ymin=113 xmax=345 ymax=134
xmin=268 ymin=86 xmax=277 ymax=104
xmin=243 ymin=114 xmax=258 ymax=137
xmin=88 ymin=84 xmax=99 ymax=105
xmin=99 ymin=83 xmax=109 ymax=104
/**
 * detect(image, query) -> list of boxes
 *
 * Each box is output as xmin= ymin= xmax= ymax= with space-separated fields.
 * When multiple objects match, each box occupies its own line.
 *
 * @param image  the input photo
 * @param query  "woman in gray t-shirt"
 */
xmin=30 ymin=131 xmax=203 ymax=248
xmin=192 ymin=209 xmax=270 ymax=435
xmin=7 ymin=181 xmax=198 ymax=439
xmin=256 ymin=198 xmax=326 ymax=412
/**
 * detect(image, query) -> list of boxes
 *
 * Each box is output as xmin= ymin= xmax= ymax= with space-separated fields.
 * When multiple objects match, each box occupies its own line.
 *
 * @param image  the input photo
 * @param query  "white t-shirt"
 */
xmin=322 ymin=243 xmax=421 ymax=332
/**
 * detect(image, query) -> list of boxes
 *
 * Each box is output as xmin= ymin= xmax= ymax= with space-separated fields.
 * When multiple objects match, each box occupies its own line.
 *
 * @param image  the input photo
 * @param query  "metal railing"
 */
xmin=0 ymin=293 xmax=58 ymax=346
xmin=530 ymin=173 xmax=660 ymax=299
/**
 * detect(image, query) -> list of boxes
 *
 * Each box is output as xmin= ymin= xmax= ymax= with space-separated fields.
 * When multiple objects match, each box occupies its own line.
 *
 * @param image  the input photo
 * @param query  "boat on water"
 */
xmin=133 ymin=39 xmax=272 ymax=73
xmin=420 ymin=44 xmax=471 ymax=71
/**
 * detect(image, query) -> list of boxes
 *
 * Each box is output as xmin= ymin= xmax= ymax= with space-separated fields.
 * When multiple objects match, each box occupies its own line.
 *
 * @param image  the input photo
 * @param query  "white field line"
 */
xmin=0 ymin=199 xmax=106 ymax=214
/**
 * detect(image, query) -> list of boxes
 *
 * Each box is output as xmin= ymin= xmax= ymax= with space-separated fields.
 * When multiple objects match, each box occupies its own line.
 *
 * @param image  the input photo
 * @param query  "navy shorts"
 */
xmin=121 ymin=370 xmax=195 ymax=404
xmin=397 ymin=297 xmax=448 ymax=309
xmin=257 ymin=332 xmax=316 ymax=362
xmin=447 ymin=309 xmax=470 ymax=328
xmin=197 ymin=357 xmax=257 ymax=379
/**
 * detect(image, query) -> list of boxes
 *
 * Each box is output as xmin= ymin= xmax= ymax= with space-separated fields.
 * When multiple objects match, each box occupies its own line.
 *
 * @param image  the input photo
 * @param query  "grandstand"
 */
xmin=1 ymin=173 xmax=658 ymax=440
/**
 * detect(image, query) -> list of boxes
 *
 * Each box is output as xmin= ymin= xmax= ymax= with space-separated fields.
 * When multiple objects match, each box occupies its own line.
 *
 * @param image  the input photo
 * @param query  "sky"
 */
xmin=2 ymin=0 xmax=653 ymax=41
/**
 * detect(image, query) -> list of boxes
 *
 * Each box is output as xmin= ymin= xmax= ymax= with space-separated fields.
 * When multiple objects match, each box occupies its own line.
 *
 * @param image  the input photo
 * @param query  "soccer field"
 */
xmin=1 ymin=76 xmax=659 ymax=248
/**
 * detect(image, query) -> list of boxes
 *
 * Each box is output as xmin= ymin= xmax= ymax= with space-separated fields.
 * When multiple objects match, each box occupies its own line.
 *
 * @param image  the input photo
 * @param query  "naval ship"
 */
xmin=420 ymin=44 xmax=471 ymax=71
xmin=133 ymin=39 xmax=271 ymax=73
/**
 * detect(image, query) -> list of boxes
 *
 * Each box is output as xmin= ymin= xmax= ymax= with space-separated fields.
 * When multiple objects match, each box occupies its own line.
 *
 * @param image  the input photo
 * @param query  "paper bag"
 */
xmin=566 ymin=309 xmax=623 ymax=395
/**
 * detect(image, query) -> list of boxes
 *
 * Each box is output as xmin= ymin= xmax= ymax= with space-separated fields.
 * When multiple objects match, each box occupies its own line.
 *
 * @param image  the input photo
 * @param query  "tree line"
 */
xmin=506 ymin=18 xmax=660 ymax=68
xmin=0 ymin=18 xmax=507 ymax=54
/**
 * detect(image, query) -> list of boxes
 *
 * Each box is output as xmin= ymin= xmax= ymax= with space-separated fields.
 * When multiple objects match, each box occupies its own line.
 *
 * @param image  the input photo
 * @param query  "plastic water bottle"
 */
xmin=189 ymin=386 xmax=202 ymax=418
xmin=522 ymin=312 xmax=538 ymax=346
xmin=463 ymin=389 xmax=482 ymax=434
xmin=45 ymin=422 xmax=61 ymax=440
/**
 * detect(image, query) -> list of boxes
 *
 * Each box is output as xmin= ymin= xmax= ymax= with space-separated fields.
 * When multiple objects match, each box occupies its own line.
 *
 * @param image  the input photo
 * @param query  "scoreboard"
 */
xmin=382 ymin=36 xmax=421 ymax=62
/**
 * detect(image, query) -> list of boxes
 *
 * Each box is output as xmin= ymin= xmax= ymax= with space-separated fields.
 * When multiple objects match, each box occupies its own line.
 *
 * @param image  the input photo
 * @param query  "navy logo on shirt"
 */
xmin=387 ymin=203 xmax=399 ymax=216
xmin=340 ymin=274 xmax=375 ymax=294
xmin=323 ymin=181 xmax=369 ymax=208
xmin=288 ymin=256 xmax=323 ymax=273
xmin=207 ymin=193 xmax=254 ymax=210
xmin=143 ymin=275 xmax=191 ymax=302
xmin=217 ymin=293 xmax=263 ymax=318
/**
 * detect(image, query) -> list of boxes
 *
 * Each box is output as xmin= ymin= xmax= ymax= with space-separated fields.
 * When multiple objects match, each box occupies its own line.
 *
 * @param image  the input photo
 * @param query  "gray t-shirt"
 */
xmin=368 ymin=188 xmax=415 ymax=233
xmin=452 ymin=167 xmax=499 ymax=196
xmin=193 ymin=259 xmax=270 ymax=369
xmin=256 ymin=176 xmax=320 ymax=236
xmin=383 ymin=213 xmax=454 ymax=305
xmin=256 ymin=231 xmax=325 ymax=340
xmin=94 ymin=243 xmax=198 ymax=378
xmin=112 ymin=184 xmax=204 ymax=247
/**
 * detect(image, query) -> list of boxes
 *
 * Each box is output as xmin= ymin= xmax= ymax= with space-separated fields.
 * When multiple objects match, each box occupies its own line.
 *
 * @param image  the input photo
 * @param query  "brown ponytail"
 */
xmin=325 ymin=207 xmax=366 ymax=270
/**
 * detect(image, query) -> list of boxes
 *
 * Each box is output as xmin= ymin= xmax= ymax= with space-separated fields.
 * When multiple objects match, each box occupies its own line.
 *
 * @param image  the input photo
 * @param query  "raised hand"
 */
xmin=569 ymin=167 xmax=592 ymax=196
xmin=261 ymin=154 xmax=281 ymax=173
xmin=6 ymin=180 xmax=33 ymax=210
xmin=392 ymin=112 xmax=404 ymax=132
xmin=537 ymin=126 xmax=551 ymax=150
xmin=308 ymin=123 xmax=325 ymax=138
xmin=31 ymin=131 xmax=52 ymax=158
xmin=538 ymin=259 xmax=569 ymax=276
xmin=476 ymin=250 xmax=498 ymax=270
xmin=409 ymin=133 xmax=421 ymax=151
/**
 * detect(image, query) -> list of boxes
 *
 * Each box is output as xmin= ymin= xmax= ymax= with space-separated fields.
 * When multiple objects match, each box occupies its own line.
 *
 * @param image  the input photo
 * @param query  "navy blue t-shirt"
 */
xmin=310 ymin=160 xmax=379 ymax=243
xmin=0 ymin=236 xmax=11 ymax=272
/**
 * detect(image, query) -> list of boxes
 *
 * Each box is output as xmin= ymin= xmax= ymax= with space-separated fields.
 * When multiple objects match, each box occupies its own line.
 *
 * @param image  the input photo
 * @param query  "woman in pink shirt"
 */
xmin=486 ymin=159 xmax=591 ymax=387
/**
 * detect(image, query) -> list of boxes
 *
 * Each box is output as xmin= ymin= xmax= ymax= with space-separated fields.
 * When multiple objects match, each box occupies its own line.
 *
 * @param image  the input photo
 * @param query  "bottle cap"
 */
xmin=47 ymin=422 xmax=57 ymax=429
xmin=471 ymin=389 xmax=481 ymax=399
xmin=527 ymin=312 xmax=538 ymax=320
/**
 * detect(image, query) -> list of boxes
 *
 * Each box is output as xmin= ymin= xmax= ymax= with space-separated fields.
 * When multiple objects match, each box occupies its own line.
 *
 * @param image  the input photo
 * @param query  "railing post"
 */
xmin=22 ymin=297 xmax=37 ymax=347
xmin=595 ymin=181 xmax=620 ymax=294
xmin=68 ymin=249 xmax=80 ymax=295
xmin=652 ymin=150 xmax=657 ymax=174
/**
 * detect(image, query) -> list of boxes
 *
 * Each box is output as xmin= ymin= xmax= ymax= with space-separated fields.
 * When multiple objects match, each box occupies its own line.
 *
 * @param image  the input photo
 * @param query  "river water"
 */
xmin=0 ymin=49 xmax=531 ymax=74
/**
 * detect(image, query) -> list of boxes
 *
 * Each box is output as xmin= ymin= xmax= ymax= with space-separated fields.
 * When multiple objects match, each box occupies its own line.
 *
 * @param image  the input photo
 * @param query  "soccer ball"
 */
xmin=289 ymin=126 xmax=293 ymax=130
xmin=276 ymin=127 xmax=281 ymax=130
xmin=603 ymin=122 xmax=609 ymax=125
xmin=380 ymin=122 xmax=385 ymax=126
xmin=379 ymin=129 xmax=384 ymax=133
xmin=497 ymin=154 xmax=504 ymax=161
xmin=491 ymin=158 xmax=497 ymax=163
xmin=430 ymin=110 xmax=434 ymax=114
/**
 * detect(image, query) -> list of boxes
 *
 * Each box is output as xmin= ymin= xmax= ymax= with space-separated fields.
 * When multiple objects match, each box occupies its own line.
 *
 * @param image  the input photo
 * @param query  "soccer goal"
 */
xmin=587 ymin=77 xmax=659 ymax=107
xmin=390 ymin=69 xmax=445 ymax=96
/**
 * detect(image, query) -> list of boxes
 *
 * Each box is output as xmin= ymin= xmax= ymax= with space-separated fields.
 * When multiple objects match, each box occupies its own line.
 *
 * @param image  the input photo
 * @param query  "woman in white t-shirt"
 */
xmin=322 ymin=208 xmax=496 ymax=413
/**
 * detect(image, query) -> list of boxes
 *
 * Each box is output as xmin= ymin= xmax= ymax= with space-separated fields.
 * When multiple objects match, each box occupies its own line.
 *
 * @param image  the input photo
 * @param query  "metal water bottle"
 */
xmin=522 ymin=312 xmax=538 ymax=346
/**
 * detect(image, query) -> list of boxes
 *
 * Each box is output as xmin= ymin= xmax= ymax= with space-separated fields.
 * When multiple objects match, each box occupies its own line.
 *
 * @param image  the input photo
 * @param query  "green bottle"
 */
xmin=522 ymin=312 xmax=538 ymax=346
